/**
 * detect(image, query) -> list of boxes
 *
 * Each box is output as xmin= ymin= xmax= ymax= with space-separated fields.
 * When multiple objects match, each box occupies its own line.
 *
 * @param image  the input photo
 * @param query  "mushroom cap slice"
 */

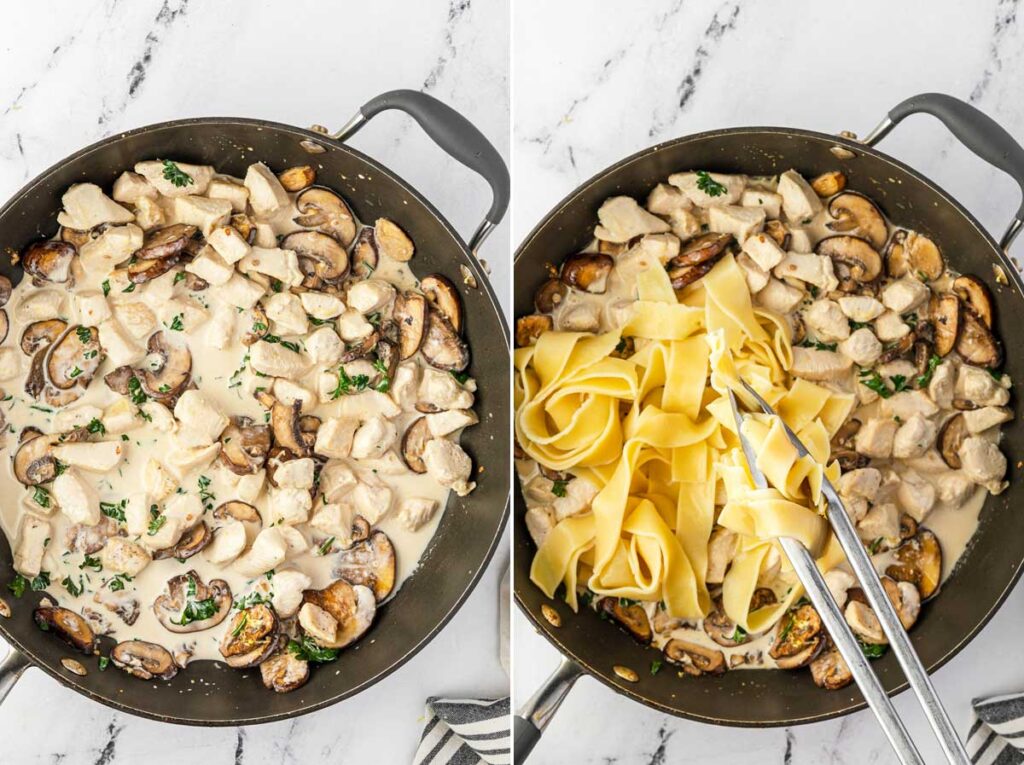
xmin=111 ymin=640 xmax=178 ymax=680
xmin=952 ymin=274 xmax=995 ymax=329
xmin=214 ymin=500 xmax=262 ymax=523
xmin=241 ymin=303 xmax=270 ymax=347
xmin=420 ymin=306 xmax=469 ymax=372
xmin=956 ymin=305 xmax=1002 ymax=368
xmin=905 ymin=232 xmax=944 ymax=281
xmin=810 ymin=642 xmax=853 ymax=690
xmin=103 ymin=365 xmax=136 ymax=395
xmin=930 ymin=293 xmax=961 ymax=357
xmin=826 ymin=192 xmax=888 ymax=249
xmin=0 ymin=275 xmax=13 ymax=307
xmin=351 ymin=228 xmax=379 ymax=278
xmin=559 ymin=253 xmax=614 ymax=294
xmin=703 ymin=605 xmax=750 ymax=648
xmin=21 ymin=319 xmax=67 ymax=355
xmin=137 ymin=224 xmax=199 ymax=261
xmin=153 ymin=571 xmax=231 ymax=633
xmin=768 ymin=604 xmax=823 ymax=668
xmin=534 ymin=278 xmax=568 ymax=314
xmin=281 ymin=231 xmax=349 ymax=283
xmin=886 ymin=530 xmax=942 ymax=599
xmin=811 ymin=171 xmax=847 ymax=197
xmin=219 ymin=603 xmax=280 ymax=668
xmin=333 ymin=531 xmax=396 ymax=602
xmin=401 ymin=416 xmax=431 ymax=474
xmin=420 ymin=274 xmax=464 ymax=335
xmin=939 ymin=413 xmax=968 ymax=469
xmin=394 ymin=292 xmax=427 ymax=360
xmin=597 ymin=597 xmax=652 ymax=645
xmin=152 ymin=521 xmax=212 ymax=561
xmin=260 ymin=650 xmax=310 ymax=693
xmin=23 ymin=241 xmax=76 ymax=284
xmin=764 ymin=220 xmax=791 ymax=249
xmin=668 ymin=232 xmax=734 ymax=268
xmin=374 ymin=218 xmax=414 ymax=262
xmin=515 ymin=314 xmax=553 ymax=348
xmin=229 ymin=214 xmax=257 ymax=244
xmin=46 ymin=325 xmax=101 ymax=390
xmin=338 ymin=329 xmax=380 ymax=363
xmin=0 ymin=309 xmax=8 ymax=346
xmin=140 ymin=331 xmax=192 ymax=401
xmin=278 ymin=165 xmax=316 ymax=192
xmin=34 ymin=606 xmax=96 ymax=654
xmin=295 ymin=188 xmax=357 ymax=247
xmin=815 ymin=235 xmax=883 ymax=282
xmin=663 ymin=639 xmax=726 ymax=676
xmin=668 ymin=257 xmax=719 ymax=290
xmin=128 ymin=253 xmax=184 ymax=284
xmin=272 ymin=399 xmax=312 ymax=456
xmin=14 ymin=432 xmax=57 ymax=485
xmin=301 ymin=579 xmax=376 ymax=648
xmin=219 ymin=416 xmax=271 ymax=475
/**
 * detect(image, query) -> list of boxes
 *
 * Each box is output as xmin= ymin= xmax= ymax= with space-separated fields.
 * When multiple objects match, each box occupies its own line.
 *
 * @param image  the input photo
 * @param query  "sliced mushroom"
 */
xmin=374 ymin=339 xmax=399 ymax=388
xmin=153 ymin=522 xmax=211 ymax=561
xmin=129 ymin=251 xmax=184 ymax=284
xmin=219 ymin=416 xmax=271 ymax=475
xmin=138 ymin=224 xmax=199 ymax=261
xmin=885 ymin=229 xmax=910 ymax=278
xmin=374 ymin=218 xmax=414 ymax=262
xmin=815 ymin=236 xmax=882 ymax=282
xmin=900 ymin=513 xmax=919 ymax=541
xmin=886 ymin=530 xmax=942 ymax=600
xmin=140 ymin=331 xmax=192 ymax=401
xmin=516 ymin=315 xmax=553 ymax=348
xmin=179 ymin=271 xmax=208 ymax=292
xmin=877 ymin=331 xmax=916 ymax=365
xmin=393 ymin=292 xmax=427 ymax=360
xmin=260 ymin=650 xmax=310 ymax=693
xmin=351 ymin=227 xmax=379 ymax=279
xmin=597 ymin=597 xmax=652 ymax=645
xmin=826 ymin=192 xmax=887 ymax=249
xmin=0 ymin=275 xmax=12 ymax=307
xmin=272 ymin=399 xmax=312 ymax=456
xmin=811 ymin=171 xmax=847 ymax=197
xmin=278 ymin=165 xmax=316 ymax=192
xmin=295 ymin=188 xmax=356 ymax=247
xmin=281 ymin=231 xmax=349 ymax=284
xmin=230 ymin=214 xmax=257 ymax=244
xmin=930 ymin=293 xmax=961 ymax=357
xmin=913 ymin=339 xmax=933 ymax=378
xmin=810 ymin=641 xmax=853 ymax=690
xmin=559 ymin=253 xmax=614 ymax=294
xmin=103 ymin=365 xmax=136 ymax=395
xmin=663 ymin=639 xmax=726 ymax=676
xmin=844 ymin=600 xmax=886 ymax=644
xmin=938 ymin=413 xmax=967 ymax=469
xmin=219 ymin=603 xmax=280 ymax=668
xmin=668 ymin=258 xmax=718 ymax=290
xmin=34 ymin=606 xmax=96 ymax=654
xmin=764 ymin=220 xmax=791 ymax=249
xmin=905 ymin=232 xmax=944 ymax=281
xmin=350 ymin=516 xmax=371 ymax=545
xmin=668 ymin=232 xmax=733 ymax=268
xmin=153 ymin=571 xmax=232 ymax=633
xmin=952 ymin=275 xmax=994 ymax=329
xmin=956 ymin=306 xmax=1002 ymax=368
xmin=111 ymin=640 xmax=178 ymax=680
xmin=831 ymin=418 xmax=861 ymax=449
xmin=332 ymin=531 xmax=396 ymax=602
xmin=14 ymin=432 xmax=57 ymax=485
xmin=301 ymin=578 xmax=376 ymax=648
xmin=20 ymin=319 xmax=67 ymax=355
xmin=420 ymin=274 xmax=464 ymax=335
xmin=339 ymin=329 xmax=380 ymax=363
xmin=241 ymin=303 xmax=270 ymax=347
xmin=534 ymin=278 xmax=568 ymax=314
xmin=420 ymin=307 xmax=469 ymax=372
xmin=399 ymin=418 xmax=431 ymax=474
xmin=46 ymin=325 xmax=101 ymax=390
xmin=768 ymin=604 xmax=823 ymax=669
xmin=22 ymin=241 xmax=76 ymax=284
xmin=214 ymin=500 xmax=262 ymax=523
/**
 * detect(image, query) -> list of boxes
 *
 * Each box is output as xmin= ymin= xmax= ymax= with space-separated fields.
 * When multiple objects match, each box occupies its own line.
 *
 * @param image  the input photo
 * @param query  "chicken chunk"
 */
xmin=881 ymin=278 xmax=930 ymax=315
xmin=735 ymin=253 xmax=770 ymax=293
xmin=742 ymin=232 xmax=787 ymax=272
xmin=773 ymin=253 xmax=838 ymax=292
xmin=839 ymin=328 xmax=882 ymax=367
xmin=936 ymin=473 xmax=974 ymax=505
xmin=593 ymin=196 xmax=670 ymax=242
xmin=892 ymin=414 xmax=938 ymax=459
xmin=777 ymin=169 xmax=823 ymax=222
xmin=837 ymin=467 xmax=881 ymax=501
xmin=100 ymin=538 xmax=151 ymax=577
xmin=668 ymin=172 xmax=746 ymax=207
xmin=346 ymin=280 xmax=396 ymax=314
xmin=880 ymin=391 xmax=939 ymax=420
xmin=705 ymin=527 xmax=738 ymax=585
xmin=707 ymin=205 xmax=765 ymax=243
xmin=646 ymin=183 xmax=691 ymax=216
xmin=874 ymin=311 xmax=910 ymax=342
xmin=962 ymin=406 xmax=1013 ymax=434
xmin=896 ymin=471 xmax=936 ymax=522
xmin=956 ymin=365 xmax=1010 ymax=407
xmin=135 ymin=160 xmax=214 ymax=197
xmin=755 ymin=278 xmax=804 ymax=315
xmin=57 ymin=183 xmax=134 ymax=230
xmin=855 ymin=418 xmax=899 ymax=459
xmin=857 ymin=502 xmax=900 ymax=541
xmin=351 ymin=416 xmax=398 ymax=460
xmin=790 ymin=347 xmax=853 ymax=382
xmin=552 ymin=477 xmax=599 ymax=522
xmin=959 ymin=437 xmax=1007 ymax=485
xmin=399 ymin=498 xmax=440 ymax=532
xmin=419 ymin=368 xmax=474 ymax=410
xmin=927 ymin=361 xmax=955 ymax=409
xmin=838 ymin=296 xmax=885 ymax=323
xmin=422 ymin=439 xmax=475 ymax=496
xmin=14 ymin=515 xmax=49 ymax=577
xmin=804 ymin=299 xmax=850 ymax=342
xmin=525 ymin=506 xmax=556 ymax=548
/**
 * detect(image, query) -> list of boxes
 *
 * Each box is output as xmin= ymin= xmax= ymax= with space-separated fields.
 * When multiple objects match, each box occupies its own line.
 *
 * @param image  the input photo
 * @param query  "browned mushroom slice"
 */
xmin=913 ymin=339 xmax=934 ymax=377
xmin=229 ymin=214 xmax=257 ymax=244
xmin=20 ymin=319 xmax=67 ymax=355
xmin=350 ymin=516 xmax=371 ymax=545
xmin=668 ymin=232 xmax=734 ymax=268
xmin=153 ymin=571 xmax=232 ymax=633
xmin=111 ymin=640 xmax=178 ymax=680
xmin=810 ymin=641 xmax=853 ymax=690
xmin=400 ymin=417 xmax=431 ymax=474
xmin=351 ymin=227 xmax=379 ymax=278
xmin=301 ymin=578 xmax=376 ymax=648
xmin=885 ymin=229 xmax=910 ymax=278
xmin=240 ymin=303 xmax=270 ymax=347
xmin=826 ymin=192 xmax=887 ymax=249
xmin=815 ymin=236 xmax=883 ymax=282
xmin=420 ymin=274 xmax=464 ymax=335
xmin=129 ymin=252 xmax=181 ymax=284
xmin=278 ymin=165 xmax=316 ymax=192
xmin=768 ymin=604 xmax=823 ymax=669
xmin=831 ymin=418 xmax=861 ymax=450
xmin=764 ymin=220 xmax=790 ymax=249
xmin=534 ymin=278 xmax=568 ymax=314
xmin=22 ymin=241 xmax=76 ymax=284
xmin=46 ymin=326 xmax=101 ymax=390
xmin=339 ymin=330 xmax=380 ymax=363
xmin=103 ymin=365 xmax=136 ymax=395
xmin=213 ymin=500 xmax=262 ymax=523
xmin=138 ymin=224 xmax=199 ymax=260
xmin=952 ymin=275 xmax=994 ymax=329
xmin=179 ymin=271 xmax=208 ymax=291
xmin=559 ymin=253 xmax=614 ymax=294
xmin=219 ymin=603 xmax=280 ymax=668
xmin=900 ymin=513 xmax=919 ymax=541
xmin=394 ymin=292 xmax=427 ymax=360
xmin=219 ymin=416 xmax=271 ymax=476
xmin=906 ymin=232 xmax=944 ymax=281
xmin=663 ymin=639 xmax=726 ymax=676
xmin=930 ymin=293 xmax=961 ymax=357
xmin=0 ymin=275 xmax=11 ymax=307
xmin=597 ymin=597 xmax=652 ymax=645
xmin=668 ymin=258 xmax=718 ymax=290
xmin=281 ymin=231 xmax=349 ymax=283
xmin=260 ymin=650 xmax=310 ymax=693
xmin=877 ymin=330 xmax=916 ymax=364
xmin=374 ymin=218 xmax=414 ymax=262
xmin=60 ymin=226 xmax=95 ymax=248
xmin=153 ymin=522 xmax=211 ymax=561
xmin=34 ymin=606 xmax=96 ymax=654
xmin=886 ymin=530 xmax=942 ymax=599
xmin=811 ymin=171 xmax=847 ymax=197
xmin=956 ymin=306 xmax=1002 ymax=367
xmin=333 ymin=531 xmax=396 ymax=602
xmin=938 ymin=413 xmax=968 ymax=469
xmin=140 ymin=332 xmax=192 ymax=401
xmin=24 ymin=347 xmax=47 ymax=400
xmin=272 ymin=399 xmax=312 ymax=456
xmin=421 ymin=307 xmax=469 ymax=372
xmin=14 ymin=432 xmax=57 ymax=485
xmin=295 ymin=188 xmax=357 ymax=247
xmin=703 ymin=606 xmax=747 ymax=647
xmin=299 ymin=415 xmax=321 ymax=437
xmin=515 ymin=314 xmax=552 ymax=348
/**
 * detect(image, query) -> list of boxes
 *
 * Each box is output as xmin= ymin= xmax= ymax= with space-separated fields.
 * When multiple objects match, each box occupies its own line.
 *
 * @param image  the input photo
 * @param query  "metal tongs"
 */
xmin=728 ymin=380 xmax=969 ymax=765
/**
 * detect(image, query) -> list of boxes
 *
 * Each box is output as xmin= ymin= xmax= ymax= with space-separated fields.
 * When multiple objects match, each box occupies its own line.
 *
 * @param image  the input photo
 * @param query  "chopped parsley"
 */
xmin=695 ymin=170 xmax=727 ymax=197
xmin=287 ymin=635 xmax=340 ymax=664
xmin=107 ymin=573 xmax=132 ymax=592
xmin=988 ymin=368 xmax=1005 ymax=381
xmin=366 ymin=311 xmax=382 ymax=327
xmin=161 ymin=159 xmax=194 ymax=188
xmin=307 ymin=315 xmax=331 ymax=326
xmin=61 ymin=575 xmax=84 ymax=597
xmin=233 ymin=591 xmax=270 ymax=610
xmin=98 ymin=656 xmax=110 ymax=671
xmin=147 ymin=510 xmax=167 ymax=536
xmin=868 ymin=537 xmax=884 ymax=554
xmin=551 ymin=479 xmax=569 ymax=498
xmin=172 ymin=575 xmax=219 ymax=626
xmin=198 ymin=475 xmax=215 ymax=512
xmin=86 ymin=417 xmax=106 ymax=435
xmin=279 ymin=339 xmax=301 ymax=353
xmin=173 ymin=271 xmax=187 ymax=285
xmin=79 ymin=554 xmax=102 ymax=572
xmin=317 ymin=536 xmax=336 ymax=556
xmin=451 ymin=370 xmax=470 ymax=385
xmin=270 ymin=279 xmax=283 ymax=293
xmin=799 ymin=339 xmax=837 ymax=351
xmin=730 ymin=625 xmax=748 ymax=643
xmin=916 ymin=354 xmax=942 ymax=388
xmin=100 ymin=499 xmax=127 ymax=523
xmin=650 ymin=659 xmax=663 ymax=676
xmin=75 ymin=326 xmax=92 ymax=344
xmin=166 ymin=313 xmax=184 ymax=332
xmin=889 ymin=374 xmax=909 ymax=393
xmin=329 ymin=366 xmax=370 ymax=399
xmin=32 ymin=486 xmax=51 ymax=509
xmin=859 ymin=639 xmax=888 ymax=659
xmin=8 ymin=572 xmax=49 ymax=598
xmin=372 ymin=357 xmax=391 ymax=393
xmin=127 ymin=376 xmax=147 ymax=405
xmin=121 ymin=282 xmax=136 ymax=293
xmin=858 ymin=369 xmax=897 ymax=399
xmin=101 ymin=280 xmax=111 ymax=297
xmin=69 ymin=366 xmax=83 ymax=379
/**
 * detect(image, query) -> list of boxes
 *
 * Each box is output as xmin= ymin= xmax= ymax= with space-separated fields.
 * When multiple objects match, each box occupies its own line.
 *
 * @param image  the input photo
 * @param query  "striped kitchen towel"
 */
xmin=413 ymin=696 xmax=510 ymax=765
xmin=968 ymin=691 xmax=1024 ymax=764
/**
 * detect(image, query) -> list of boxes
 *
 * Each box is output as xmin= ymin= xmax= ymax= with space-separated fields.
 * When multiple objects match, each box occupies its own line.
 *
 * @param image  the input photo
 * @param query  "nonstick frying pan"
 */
xmin=513 ymin=93 xmax=1024 ymax=759
xmin=0 ymin=89 xmax=510 ymax=725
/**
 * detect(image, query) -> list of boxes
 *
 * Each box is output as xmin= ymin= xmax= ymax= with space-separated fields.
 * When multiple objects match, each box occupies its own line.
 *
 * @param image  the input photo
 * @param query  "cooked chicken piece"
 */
xmin=855 ymin=418 xmax=899 ymax=459
xmin=927 ymin=361 xmax=956 ymax=409
xmin=773 ymin=253 xmax=838 ymax=292
xmin=244 ymin=162 xmax=291 ymax=215
xmin=755 ymin=278 xmax=804 ymax=315
xmin=735 ymin=252 xmax=770 ymax=293
xmin=298 ymin=603 xmax=338 ymax=645
xmin=205 ymin=178 xmax=250 ymax=212
xmin=398 ymin=497 xmax=440 ymax=532
xmin=837 ymin=467 xmax=881 ymax=501
xmin=267 ymin=487 xmax=312 ymax=526
xmin=893 ymin=414 xmax=938 ymax=460
xmin=876 ymin=360 xmax=916 ymax=380
xmin=804 ymin=299 xmax=850 ymax=342
xmin=838 ymin=295 xmax=885 ymax=323
xmin=525 ymin=505 xmax=556 ymax=548
xmin=593 ymin=196 xmax=670 ymax=242
xmin=962 ymin=406 xmax=1013 ymax=434
xmin=740 ymin=189 xmax=783 ymax=219
xmin=874 ymin=311 xmax=910 ymax=342
xmin=234 ymin=527 xmax=288 ymax=577
xmin=174 ymin=390 xmax=229 ymax=447
xmin=959 ymin=437 xmax=1007 ymax=485
xmin=896 ymin=470 xmax=936 ymax=521
xmin=249 ymin=340 xmax=309 ymax=379
xmin=422 ymin=439 xmax=475 ymax=496
xmin=880 ymin=391 xmax=939 ymax=420
xmin=552 ymin=477 xmax=598 ymax=522
xmin=134 ymin=197 xmax=165 ymax=230
xmin=936 ymin=473 xmax=974 ymax=505
xmin=777 ymin=169 xmax=823 ymax=222
xmin=270 ymin=570 xmax=312 ymax=619
xmin=351 ymin=416 xmax=398 ymax=460
xmin=707 ymin=205 xmax=765 ymax=243
xmin=273 ymin=458 xmax=315 ymax=490
xmin=204 ymin=520 xmax=247 ymax=565
xmin=843 ymin=495 xmax=869 ymax=523
xmin=350 ymin=474 xmax=393 ymax=524
xmin=135 ymin=160 xmax=214 ymax=197
xmin=79 ymin=224 xmax=145 ymax=276
xmin=845 ymin=600 xmax=886 ymax=644
xmin=839 ymin=327 xmax=882 ymax=367
xmin=705 ymin=527 xmax=738 ymax=585
xmin=319 ymin=461 xmax=357 ymax=504
xmin=634 ymin=233 xmax=681 ymax=264
xmin=668 ymin=208 xmax=702 ymax=241
xmin=825 ymin=569 xmax=856 ymax=608
xmin=646 ymin=183 xmax=692 ymax=216
xmin=857 ymin=502 xmax=900 ymax=541
xmin=14 ymin=515 xmax=49 ymax=577
xmin=742 ymin=232 xmax=787 ymax=272
xmin=265 ymin=292 xmax=309 ymax=336
xmin=668 ymin=171 xmax=746 ymax=207
xmin=881 ymin=278 xmax=929 ymax=315
xmin=347 ymin=280 xmax=396 ymax=314
xmin=208 ymin=225 xmax=252 ymax=264
xmin=112 ymin=171 xmax=158 ymax=204
xmin=557 ymin=302 xmax=601 ymax=333
xmin=57 ymin=183 xmax=135 ymax=229
xmin=100 ymin=538 xmax=151 ymax=577
xmin=419 ymin=368 xmax=474 ymax=410
xmin=790 ymin=347 xmax=853 ymax=382
xmin=172 ymin=196 xmax=231 ymax=237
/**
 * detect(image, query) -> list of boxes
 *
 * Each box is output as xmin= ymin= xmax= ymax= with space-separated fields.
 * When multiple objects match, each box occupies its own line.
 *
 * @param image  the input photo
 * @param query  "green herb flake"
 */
xmin=7 ymin=575 xmax=27 ymax=598
xmin=731 ymin=625 xmax=748 ymax=643
xmin=79 ymin=554 xmax=102 ymax=572
xmin=121 ymin=282 xmax=136 ymax=293
xmin=287 ymin=635 xmax=340 ymax=664
xmin=32 ymin=486 xmax=51 ymax=509
xmin=127 ymin=376 xmax=147 ymax=405
xmin=86 ymin=417 xmax=106 ymax=435
xmin=551 ymin=479 xmax=569 ymax=498
xmin=859 ymin=639 xmax=888 ymax=659
xmin=101 ymin=280 xmax=111 ymax=297
xmin=61 ymin=575 xmax=84 ymax=597
xmin=147 ymin=513 xmax=167 ymax=536
xmin=695 ymin=170 xmax=728 ymax=197
xmin=451 ymin=370 xmax=470 ymax=385
xmin=100 ymin=499 xmax=127 ymax=523
xmin=173 ymin=271 xmax=187 ymax=285
xmin=915 ymin=354 xmax=942 ymax=388
xmin=317 ymin=536 xmax=336 ymax=556
xmin=167 ymin=313 xmax=184 ymax=332
xmin=650 ymin=659 xmax=663 ymax=676
xmin=162 ymin=160 xmax=194 ymax=188
xmin=858 ymin=369 xmax=894 ymax=399
xmin=98 ymin=656 xmax=110 ymax=671
xmin=330 ymin=366 xmax=370 ymax=399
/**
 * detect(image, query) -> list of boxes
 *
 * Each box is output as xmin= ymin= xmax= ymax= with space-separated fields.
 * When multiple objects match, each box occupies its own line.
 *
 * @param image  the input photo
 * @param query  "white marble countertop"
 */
xmin=513 ymin=0 xmax=1024 ymax=763
xmin=0 ymin=1 xmax=509 ymax=763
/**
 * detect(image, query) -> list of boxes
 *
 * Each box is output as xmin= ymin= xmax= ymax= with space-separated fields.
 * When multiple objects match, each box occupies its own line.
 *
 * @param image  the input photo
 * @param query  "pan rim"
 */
xmin=0 ymin=115 xmax=510 ymax=726
xmin=513 ymin=124 xmax=1024 ymax=727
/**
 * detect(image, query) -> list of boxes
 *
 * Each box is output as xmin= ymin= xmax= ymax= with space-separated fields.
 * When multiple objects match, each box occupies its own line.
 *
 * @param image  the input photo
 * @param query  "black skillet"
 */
xmin=0 ymin=89 xmax=510 ymax=725
xmin=513 ymin=93 xmax=1024 ymax=759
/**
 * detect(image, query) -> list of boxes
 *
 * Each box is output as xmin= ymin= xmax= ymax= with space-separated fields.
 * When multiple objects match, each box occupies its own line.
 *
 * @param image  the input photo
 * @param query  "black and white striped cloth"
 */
xmin=968 ymin=692 xmax=1024 ymax=764
xmin=413 ymin=696 xmax=510 ymax=764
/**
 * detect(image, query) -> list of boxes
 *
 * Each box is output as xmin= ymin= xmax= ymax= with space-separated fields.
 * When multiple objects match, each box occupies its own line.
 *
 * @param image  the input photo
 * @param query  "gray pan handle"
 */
xmin=330 ymin=89 xmax=509 ymax=253
xmin=514 ymin=657 xmax=583 ymax=762
xmin=861 ymin=92 xmax=1024 ymax=252
xmin=0 ymin=646 xmax=31 ymax=705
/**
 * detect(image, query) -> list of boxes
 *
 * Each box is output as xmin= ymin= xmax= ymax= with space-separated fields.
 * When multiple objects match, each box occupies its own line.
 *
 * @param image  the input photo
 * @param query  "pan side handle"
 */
xmin=514 ymin=657 xmax=583 ymax=762
xmin=0 ymin=646 xmax=31 ymax=705
xmin=861 ymin=92 xmax=1024 ymax=252
xmin=330 ymin=89 xmax=509 ymax=253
